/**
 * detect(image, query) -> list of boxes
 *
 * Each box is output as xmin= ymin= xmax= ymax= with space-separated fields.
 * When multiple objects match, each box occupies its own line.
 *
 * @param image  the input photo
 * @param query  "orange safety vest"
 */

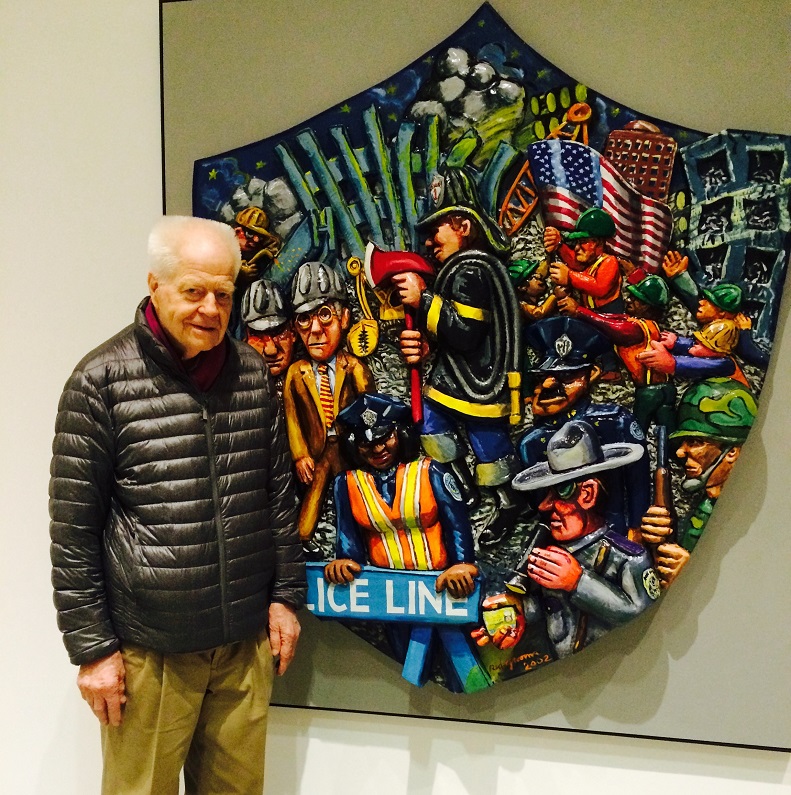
xmin=345 ymin=458 xmax=447 ymax=571
xmin=617 ymin=318 xmax=669 ymax=386
xmin=582 ymin=255 xmax=621 ymax=309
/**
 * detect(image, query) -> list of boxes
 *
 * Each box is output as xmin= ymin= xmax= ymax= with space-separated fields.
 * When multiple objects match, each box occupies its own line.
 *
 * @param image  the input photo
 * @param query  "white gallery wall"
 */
xmin=1 ymin=2 xmax=790 ymax=794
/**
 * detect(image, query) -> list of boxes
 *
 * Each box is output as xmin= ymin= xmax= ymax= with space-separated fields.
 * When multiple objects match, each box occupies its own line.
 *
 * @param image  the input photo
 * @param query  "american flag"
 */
xmin=526 ymin=139 xmax=673 ymax=272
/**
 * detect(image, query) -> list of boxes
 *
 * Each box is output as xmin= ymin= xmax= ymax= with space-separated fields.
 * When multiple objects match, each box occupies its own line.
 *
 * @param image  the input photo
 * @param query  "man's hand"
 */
xmin=636 ymin=340 xmax=676 ymax=374
xmin=268 ymin=602 xmax=301 ymax=676
xmin=557 ymin=295 xmax=579 ymax=315
xmin=654 ymin=543 xmax=690 ymax=590
xmin=399 ymin=329 xmax=429 ymax=365
xmin=295 ymin=456 xmax=315 ymax=485
xmin=640 ymin=505 xmax=674 ymax=546
xmin=324 ymin=558 xmax=361 ymax=585
xmin=470 ymin=593 xmax=525 ymax=650
xmin=662 ymin=250 xmax=688 ymax=279
xmin=435 ymin=563 xmax=478 ymax=598
xmin=391 ymin=272 xmax=427 ymax=309
xmin=549 ymin=261 xmax=570 ymax=287
xmin=543 ymin=226 xmax=562 ymax=253
xmin=527 ymin=546 xmax=583 ymax=592
xmin=659 ymin=330 xmax=678 ymax=349
xmin=77 ymin=650 xmax=126 ymax=727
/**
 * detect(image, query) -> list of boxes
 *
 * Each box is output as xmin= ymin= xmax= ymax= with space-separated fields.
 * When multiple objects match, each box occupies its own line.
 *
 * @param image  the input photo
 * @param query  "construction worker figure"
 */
xmin=640 ymin=378 xmax=757 ymax=587
xmin=509 ymin=259 xmax=558 ymax=323
xmin=544 ymin=208 xmax=623 ymax=314
xmin=518 ymin=317 xmax=650 ymax=538
xmin=637 ymin=317 xmax=750 ymax=386
xmin=491 ymin=419 xmax=660 ymax=660
xmin=393 ymin=165 xmax=523 ymax=546
xmin=283 ymin=261 xmax=374 ymax=554
xmin=544 ymin=207 xmax=624 ymax=380
xmin=241 ymin=278 xmax=296 ymax=398
xmin=559 ymin=273 xmax=676 ymax=432
xmin=662 ymin=250 xmax=769 ymax=368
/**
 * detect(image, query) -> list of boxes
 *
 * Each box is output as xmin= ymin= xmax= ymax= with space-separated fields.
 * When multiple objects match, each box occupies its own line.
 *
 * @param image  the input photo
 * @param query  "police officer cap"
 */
xmin=337 ymin=393 xmax=412 ymax=444
xmin=525 ymin=317 xmax=612 ymax=374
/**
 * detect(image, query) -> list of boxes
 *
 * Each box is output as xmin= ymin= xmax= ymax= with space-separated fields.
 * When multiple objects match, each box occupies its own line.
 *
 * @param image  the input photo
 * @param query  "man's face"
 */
xmin=675 ymin=437 xmax=725 ymax=485
xmin=233 ymin=224 xmax=263 ymax=255
xmin=531 ymin=369 xmax=593 ymax=418
xmin=573 ymin=238 xmax=602 ymax=267
xmin=148 ymin=235 xmax=236 ymax=360
xmin=357 ymin=429 xmax=400 ymax=471
xmin=247 ymin=323 xmax=295 ymax=377
xmin=294 ymin=303 xmax=349 ymax=362
xmin=526 ymin=271 xmax=548 ymax=298
xmin=426 ymin=220 xmax=468 ymax=263
xmin=538 ymin=483 xmax=589 ymax=542
xmin=624 ymin=292 xmax=649 ymax=317
xmin=696 ymin=299 xmax=721 ymax=324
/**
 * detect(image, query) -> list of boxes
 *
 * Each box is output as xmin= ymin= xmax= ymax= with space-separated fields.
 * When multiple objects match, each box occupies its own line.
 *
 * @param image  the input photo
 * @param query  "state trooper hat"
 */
xmin=525 ymin=317 xmax=612 ymax=375
xmin=512 ymin=419 xmax=644 ymax=491
xmin=337 ymin=393 xmax=412 ymax=444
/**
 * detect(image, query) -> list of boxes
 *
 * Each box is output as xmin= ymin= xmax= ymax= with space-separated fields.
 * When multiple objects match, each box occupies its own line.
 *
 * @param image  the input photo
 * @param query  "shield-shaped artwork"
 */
xmin=193 ymin=3 xmax=791 ymax=693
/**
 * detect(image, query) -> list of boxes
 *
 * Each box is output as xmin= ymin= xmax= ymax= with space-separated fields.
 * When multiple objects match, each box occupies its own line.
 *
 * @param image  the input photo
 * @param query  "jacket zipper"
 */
xmin=202 ymin=403 xmax=230 ymax=642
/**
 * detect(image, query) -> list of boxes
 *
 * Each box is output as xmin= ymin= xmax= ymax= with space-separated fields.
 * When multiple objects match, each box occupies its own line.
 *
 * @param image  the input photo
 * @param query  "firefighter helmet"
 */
xmin=234 ymin=206 xmax=271 ymax=235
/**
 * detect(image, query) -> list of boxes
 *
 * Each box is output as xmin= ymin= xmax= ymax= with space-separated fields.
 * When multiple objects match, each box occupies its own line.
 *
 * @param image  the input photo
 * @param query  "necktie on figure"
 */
xmin=318 ymin=363 xmax=334 ymax=428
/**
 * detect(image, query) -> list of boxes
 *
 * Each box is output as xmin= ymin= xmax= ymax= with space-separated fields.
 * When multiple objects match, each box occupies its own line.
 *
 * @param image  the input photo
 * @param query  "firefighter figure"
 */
xmin=393 ymin=165 xmax=523 ymax=545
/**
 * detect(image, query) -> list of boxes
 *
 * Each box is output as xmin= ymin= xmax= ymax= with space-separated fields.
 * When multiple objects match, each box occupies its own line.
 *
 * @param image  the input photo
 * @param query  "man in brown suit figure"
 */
xmin=283 ymin=260 xmax=375 ymax=554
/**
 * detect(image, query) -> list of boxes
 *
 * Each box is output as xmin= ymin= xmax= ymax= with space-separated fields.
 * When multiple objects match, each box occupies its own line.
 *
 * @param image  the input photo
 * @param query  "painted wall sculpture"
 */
xmin=193 ymin=4 xmax=790 ymax=693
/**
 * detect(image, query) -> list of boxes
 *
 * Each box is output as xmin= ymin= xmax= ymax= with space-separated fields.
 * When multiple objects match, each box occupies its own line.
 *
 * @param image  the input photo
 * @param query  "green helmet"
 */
xmin=508 ymin=258 xmax=541 ymax=285
xmin=566 ymin=208 xmax=616 ymax=241
xmin=626 ymin=274 xmax=669 ymax=308
xmin=702 ymin=282 xmax=742 ymax=313
xmin=669 ymin=377 xmax=757 ymax=445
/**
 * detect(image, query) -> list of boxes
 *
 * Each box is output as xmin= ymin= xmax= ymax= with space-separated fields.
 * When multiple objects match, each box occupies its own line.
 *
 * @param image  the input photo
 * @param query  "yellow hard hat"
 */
xmin=693 ymin=319 xmax=740 ymax=354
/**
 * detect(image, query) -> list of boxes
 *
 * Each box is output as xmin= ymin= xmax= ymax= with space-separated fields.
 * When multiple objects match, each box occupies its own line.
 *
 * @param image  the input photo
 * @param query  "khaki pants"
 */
xmin=101 ymin=631 xmax=274 ymax=795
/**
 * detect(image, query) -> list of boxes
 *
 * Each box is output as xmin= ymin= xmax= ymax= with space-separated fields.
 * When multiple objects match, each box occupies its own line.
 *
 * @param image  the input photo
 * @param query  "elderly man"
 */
xmin=50 ymin=216 xmax=305 ymax=795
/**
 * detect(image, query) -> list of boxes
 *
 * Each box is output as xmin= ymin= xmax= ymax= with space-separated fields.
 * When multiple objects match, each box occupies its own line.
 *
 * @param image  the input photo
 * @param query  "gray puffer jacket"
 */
xmin=50 ymin=301 xmax=305 ymax=665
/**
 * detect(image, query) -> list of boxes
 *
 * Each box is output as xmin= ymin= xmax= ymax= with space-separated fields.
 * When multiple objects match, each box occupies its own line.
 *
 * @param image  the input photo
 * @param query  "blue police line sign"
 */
xmin=306 ymin=563 xmax=482 ymax=625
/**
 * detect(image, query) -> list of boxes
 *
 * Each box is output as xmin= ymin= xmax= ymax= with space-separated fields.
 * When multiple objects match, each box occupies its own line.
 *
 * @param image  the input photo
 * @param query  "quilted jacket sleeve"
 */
xmin=49 ymin=367 xmax=120 ymax=665
xmin=264 ymin=375 xmax=306 ymax=609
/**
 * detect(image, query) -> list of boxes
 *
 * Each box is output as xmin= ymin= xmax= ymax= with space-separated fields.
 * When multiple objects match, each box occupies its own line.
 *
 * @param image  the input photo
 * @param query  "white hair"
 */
xmin=147 ymin=215 xmax=242 ymax=281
